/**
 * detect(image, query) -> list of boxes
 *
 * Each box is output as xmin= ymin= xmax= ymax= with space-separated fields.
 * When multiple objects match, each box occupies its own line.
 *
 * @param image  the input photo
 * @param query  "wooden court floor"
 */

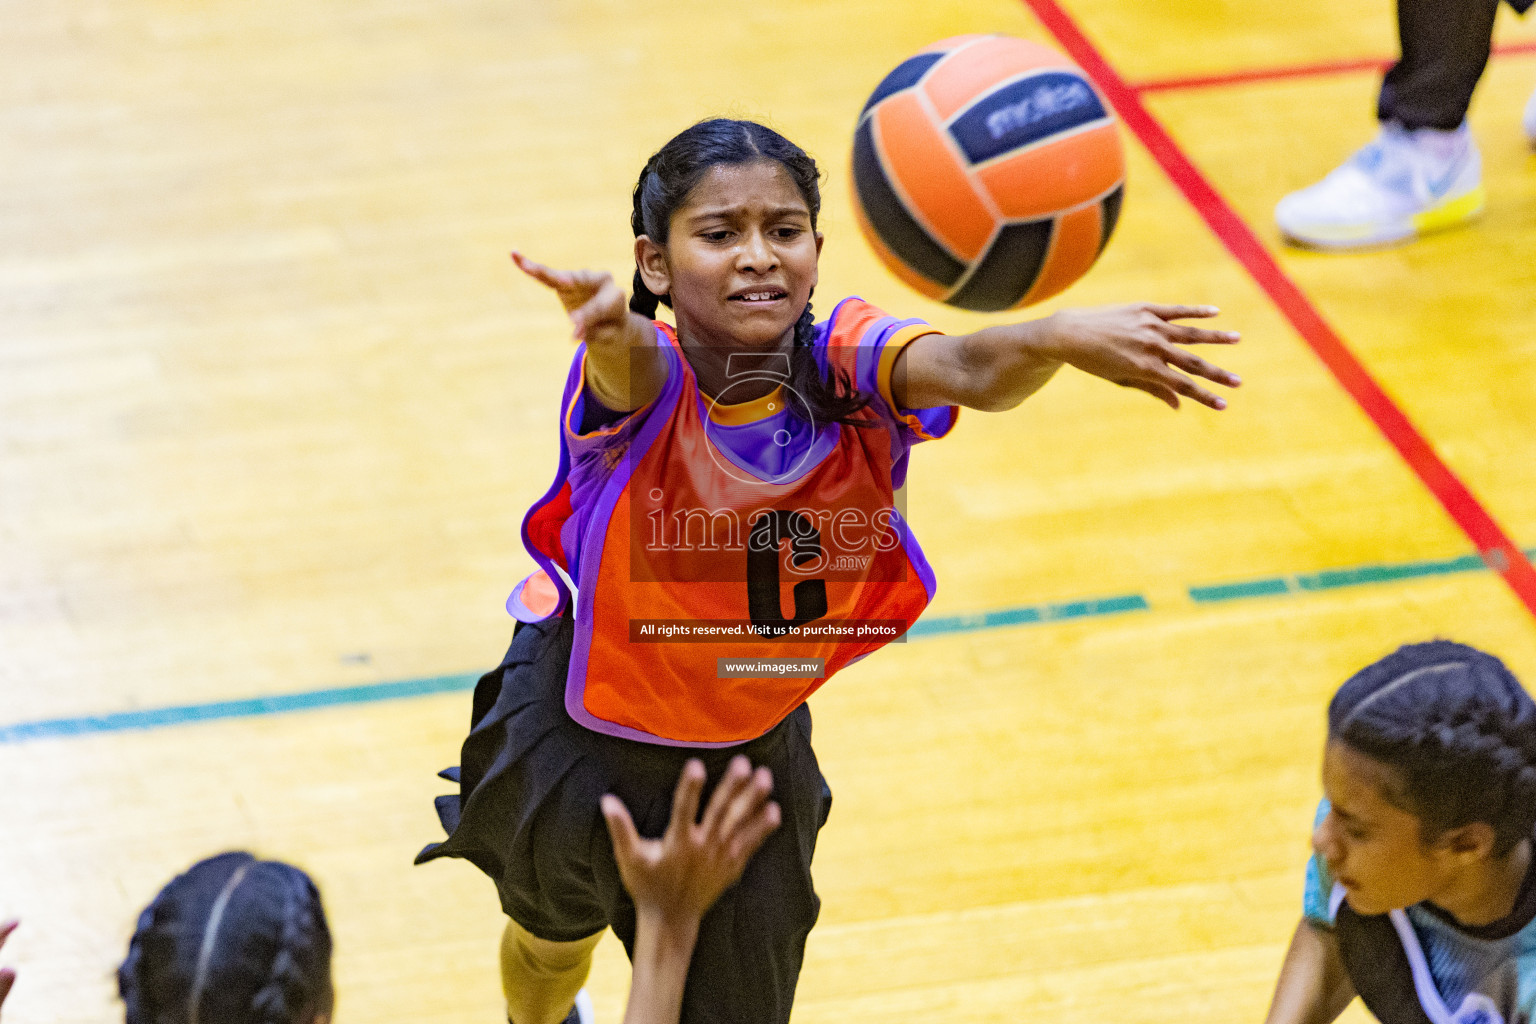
xmin=4 ymin=0 xmax=1536 ymax=1021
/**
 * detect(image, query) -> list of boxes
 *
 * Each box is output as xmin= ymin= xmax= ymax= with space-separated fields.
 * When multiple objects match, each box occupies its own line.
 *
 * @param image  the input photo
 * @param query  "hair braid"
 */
xmin=249 ymin=865 xmax=330 ymax=1024
xmin=629 ymin=158 xmax=664 ymax=318
xmin=1460 ymin=673 xmax=1536 ymax=841
xmin=783 ymin=298 xmax=872 ymax=427
xmin=118 ymin=901 xmax=161 ymax=1024
xmin=792 ymin=301 xmax=815 ymax=348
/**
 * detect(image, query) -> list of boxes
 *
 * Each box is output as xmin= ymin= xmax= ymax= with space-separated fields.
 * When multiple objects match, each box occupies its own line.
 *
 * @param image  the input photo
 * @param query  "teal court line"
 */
xmin=0 ymin=673 xmax=481 ymax=745
xmin=2 ymin=548 xmax=1531 ymax=745
xmin=906 ymin=593 xmax=1148 ymax=637
xmin=1187 ymin=549 xmax=1536 ymax=604
xmin=0 ymin=595 xmax=1152 ymax=745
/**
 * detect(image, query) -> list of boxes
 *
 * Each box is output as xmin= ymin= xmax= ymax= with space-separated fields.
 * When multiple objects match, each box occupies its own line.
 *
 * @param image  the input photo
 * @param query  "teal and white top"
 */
xmin=1304 ymin=801 xmax=1536 ymax=1024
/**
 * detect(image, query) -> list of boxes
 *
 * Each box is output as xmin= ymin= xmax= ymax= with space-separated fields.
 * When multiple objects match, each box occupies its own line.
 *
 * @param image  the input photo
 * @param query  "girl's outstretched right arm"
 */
xmin=512 ymin=252 xmax=668 ymax=413
xmin=1263 ymin=919 xmax=1355 ymax=1024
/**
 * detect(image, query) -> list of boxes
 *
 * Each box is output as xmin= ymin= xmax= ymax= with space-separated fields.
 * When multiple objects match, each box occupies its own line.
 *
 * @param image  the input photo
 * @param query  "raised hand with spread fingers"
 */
xmin=601 ymin=757 xmax=781 ymax=1024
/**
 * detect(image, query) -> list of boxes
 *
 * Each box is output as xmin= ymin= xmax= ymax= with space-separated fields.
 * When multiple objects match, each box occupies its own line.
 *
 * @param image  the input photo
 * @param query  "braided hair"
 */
xmin=119 ymin=852 xmax=334 ymax=1024
xmin=1330 ymin=640 xmax=1536 ymax=856
xmin=629 ymin=118 xmax=871 ymax=427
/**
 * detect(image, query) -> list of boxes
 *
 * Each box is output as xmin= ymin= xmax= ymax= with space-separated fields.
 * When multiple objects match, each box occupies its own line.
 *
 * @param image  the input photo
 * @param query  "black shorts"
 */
xmin=416 ymin=614 xmax=833 ymax=1024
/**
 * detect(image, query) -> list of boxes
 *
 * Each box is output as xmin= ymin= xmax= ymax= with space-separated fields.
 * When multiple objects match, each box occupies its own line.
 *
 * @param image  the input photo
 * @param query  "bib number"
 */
xmin=746 ymin=510 xmax=827 ymax=635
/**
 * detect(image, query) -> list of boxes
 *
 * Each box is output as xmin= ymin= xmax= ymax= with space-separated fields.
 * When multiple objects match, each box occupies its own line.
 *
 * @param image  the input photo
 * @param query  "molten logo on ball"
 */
xmin=983 ymin=79 xmax=1097 ymax=142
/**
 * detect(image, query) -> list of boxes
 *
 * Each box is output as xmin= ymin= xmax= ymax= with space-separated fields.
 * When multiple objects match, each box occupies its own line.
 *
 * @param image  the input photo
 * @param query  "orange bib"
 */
xmin=509 ymin=298 xmax=957 ymax=746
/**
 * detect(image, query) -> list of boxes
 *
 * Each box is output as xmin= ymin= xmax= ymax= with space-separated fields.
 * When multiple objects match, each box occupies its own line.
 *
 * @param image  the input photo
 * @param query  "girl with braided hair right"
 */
xmin=1264 ymin=640 xmax=1536 ymax=1024
xmin=417 ymin=115 xmax=1239 ymax=1024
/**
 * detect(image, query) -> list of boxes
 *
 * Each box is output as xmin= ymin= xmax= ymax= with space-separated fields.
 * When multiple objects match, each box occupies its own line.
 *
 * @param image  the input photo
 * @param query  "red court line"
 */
xmin=1133 ymin=40 xmax=1536 ymax=94
xmin=1020 ymin=0 xmax=1536 ymax=621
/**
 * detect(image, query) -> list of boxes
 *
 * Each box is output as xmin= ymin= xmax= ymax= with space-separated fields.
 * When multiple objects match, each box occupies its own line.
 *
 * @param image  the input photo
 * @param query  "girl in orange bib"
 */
xmin=418 ymin=118 xmax=1240 ymax=1024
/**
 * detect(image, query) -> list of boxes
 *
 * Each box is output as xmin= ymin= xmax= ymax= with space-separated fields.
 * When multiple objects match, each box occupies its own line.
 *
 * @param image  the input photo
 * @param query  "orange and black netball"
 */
xmin=852 ymin=34 xmax=1125 ymax=311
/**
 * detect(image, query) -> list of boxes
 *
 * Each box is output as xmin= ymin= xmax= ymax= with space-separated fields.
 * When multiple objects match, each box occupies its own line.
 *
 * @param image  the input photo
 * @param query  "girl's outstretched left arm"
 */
xmin=894 ymin=303 xmax=1241 ymax=412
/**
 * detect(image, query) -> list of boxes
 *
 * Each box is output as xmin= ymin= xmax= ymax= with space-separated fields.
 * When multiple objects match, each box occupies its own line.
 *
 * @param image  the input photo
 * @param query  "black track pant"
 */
xmin=1378 ymin=0 xmax=1531 ymax=130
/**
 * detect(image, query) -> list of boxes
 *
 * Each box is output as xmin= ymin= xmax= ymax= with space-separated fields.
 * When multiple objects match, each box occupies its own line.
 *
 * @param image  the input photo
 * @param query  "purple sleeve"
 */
xmin=819 ymin=298 xmax=959 ymax=447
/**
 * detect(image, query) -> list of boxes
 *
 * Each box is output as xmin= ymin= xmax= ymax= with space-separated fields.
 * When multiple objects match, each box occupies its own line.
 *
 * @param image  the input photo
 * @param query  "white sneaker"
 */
xmin=1275 ymin=121 xmax=1484 ymax=249
xmin=511 ymin=989 xmax=593 ymax=1024
xmin=1524 ymin=85 xmax=1536 ymax=146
